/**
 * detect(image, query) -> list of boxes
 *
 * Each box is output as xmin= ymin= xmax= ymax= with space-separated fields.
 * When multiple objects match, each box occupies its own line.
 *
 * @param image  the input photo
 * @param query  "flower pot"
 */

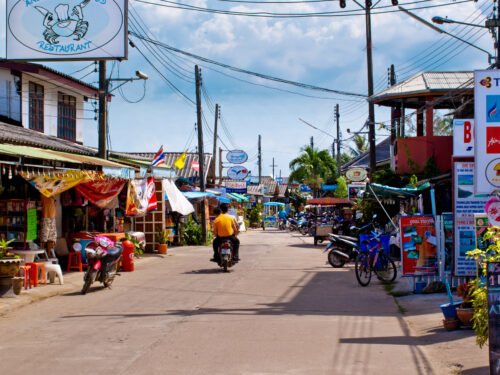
xmin=12 ymin=276 xmax=22 ymax=295
xmin=157 ymin=244 xmax=168 ymax=255
xmin=457 ymin=307 xmax=475 ymax=328
xmin=443 ymin=317 xmax=460 ymax=331
xmin=0 ymin=258 xmax=22 ymax=278
xmin=439 ymin=301 xmax=463 ymax=320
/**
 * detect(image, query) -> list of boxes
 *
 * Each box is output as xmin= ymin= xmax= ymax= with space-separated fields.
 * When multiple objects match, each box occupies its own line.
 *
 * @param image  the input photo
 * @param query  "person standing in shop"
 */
xmin=40 ymin=194 xmax=57 ymax=257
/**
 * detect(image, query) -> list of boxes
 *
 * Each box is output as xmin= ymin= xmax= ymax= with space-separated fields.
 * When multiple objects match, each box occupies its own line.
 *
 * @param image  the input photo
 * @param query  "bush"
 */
xmin=181 ymin=215 xmax=213 ymax=246
xmin=249 ymin=204 xmax=262 ymax=227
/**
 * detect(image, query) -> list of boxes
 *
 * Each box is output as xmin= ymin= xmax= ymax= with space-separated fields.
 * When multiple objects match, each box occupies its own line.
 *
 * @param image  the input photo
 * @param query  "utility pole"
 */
xmin=365 ymin=0 xmax=376 ymax=179
xmin=212 ymin=103 xmax=219 ymax=185
xmin=310 ymin=136 xmax=314 ymax=149
xmin=270 ymin=157 xmax=277 ymax=179
xmin=389 ymin=65 xmax=397 ymax=144
xmin=335 ymin=104 xmax=341 ymax=177
xmin=195 ymin=65 xmax=206 ymax=243
xmin=219 ymin=147 xmax=223 ymax=187
xmin=98 ymin=61 xmax=107 ymax=159
xmin=258 ymin=135 xmax=262 ymax=184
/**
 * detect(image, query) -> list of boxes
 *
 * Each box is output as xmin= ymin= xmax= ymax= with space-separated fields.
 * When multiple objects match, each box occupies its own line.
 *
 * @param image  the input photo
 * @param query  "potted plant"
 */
xmin=456 ymin=282 xmax=475 ymax=327
xmin=156 ymin=229 xmax=170 ymax=255
xmin=0 ymin=238 xmax=21 ymax=278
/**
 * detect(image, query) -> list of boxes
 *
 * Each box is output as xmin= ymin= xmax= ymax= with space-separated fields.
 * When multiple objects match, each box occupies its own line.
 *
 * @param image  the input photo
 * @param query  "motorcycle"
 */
xmin=73 ymin=234 xmax=123 ymax=294
xmin=278 ymin=218 xmax=287 ymax=230
xmin=217 ymin=239 xmax=237 ymax=272
xmin=288 ymin=217 xmax=298 ymax=232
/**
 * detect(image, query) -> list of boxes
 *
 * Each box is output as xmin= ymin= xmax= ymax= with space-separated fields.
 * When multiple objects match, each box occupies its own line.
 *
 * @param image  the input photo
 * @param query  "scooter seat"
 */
xmin=337 ymin=235 xmax=358 ymax=242
xmin=104 ymin=246 xmax=123 ymax=260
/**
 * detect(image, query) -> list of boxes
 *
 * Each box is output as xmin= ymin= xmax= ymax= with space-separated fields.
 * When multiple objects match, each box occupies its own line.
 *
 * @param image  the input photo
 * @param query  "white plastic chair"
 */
xmin=44 ymin=263 xmax=64 ymax=285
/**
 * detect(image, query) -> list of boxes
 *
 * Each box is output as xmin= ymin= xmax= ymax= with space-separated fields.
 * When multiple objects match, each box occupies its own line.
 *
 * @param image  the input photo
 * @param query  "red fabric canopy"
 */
xmin=306 ymin=198 xmax=353 ymax=206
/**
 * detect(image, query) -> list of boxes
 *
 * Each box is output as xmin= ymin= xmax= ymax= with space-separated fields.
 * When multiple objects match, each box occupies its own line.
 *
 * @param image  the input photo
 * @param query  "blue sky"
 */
xmin=0 ymin=0 xmax=492 ymax=176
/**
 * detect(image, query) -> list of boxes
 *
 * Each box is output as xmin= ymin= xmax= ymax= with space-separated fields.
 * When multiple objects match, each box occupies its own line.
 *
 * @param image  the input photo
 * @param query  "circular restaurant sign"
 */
xmin=346 ymin=167 xmax=367 ymax=182
xmin=226 ymin=150 xmax=248 ymax=164
xmin=227 ymin=166 xmax=249 ymax=180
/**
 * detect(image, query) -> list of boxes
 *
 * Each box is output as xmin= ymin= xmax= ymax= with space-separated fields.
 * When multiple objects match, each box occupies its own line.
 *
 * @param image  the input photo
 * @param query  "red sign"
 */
xmin=399 ymin=215 xmax=438 ymax=276
xmin=486 ymin=126 xmax=500 ymax=154
xmin=191 ymin=161 xmax=200 ymax=173
xmin=74 ymin=179 xmax=126 ymax=208
xmin=126 ymin=177 xmax=157 ymax=216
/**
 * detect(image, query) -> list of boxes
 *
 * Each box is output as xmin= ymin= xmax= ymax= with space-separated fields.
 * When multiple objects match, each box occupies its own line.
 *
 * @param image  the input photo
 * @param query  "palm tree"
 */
xmin=289 ymin=146 xmax=335 ymax=197
xmin=349 ymin=134 xmax=368 ymax=157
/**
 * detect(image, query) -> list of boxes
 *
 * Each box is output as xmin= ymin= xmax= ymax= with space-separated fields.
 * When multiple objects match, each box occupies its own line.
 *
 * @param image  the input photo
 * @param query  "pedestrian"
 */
xmin=40 ymin=193 xmax=57 ymax=258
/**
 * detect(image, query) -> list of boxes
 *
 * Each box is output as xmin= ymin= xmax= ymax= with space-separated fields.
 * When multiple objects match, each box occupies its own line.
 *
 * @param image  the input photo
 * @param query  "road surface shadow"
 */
xmin=462 ymin=366 xmax=489 ymax=374
xmin=183 ymin=268 xmax=223 ymax=274
xmin=287 ymin=243 xmax=324 ymax=249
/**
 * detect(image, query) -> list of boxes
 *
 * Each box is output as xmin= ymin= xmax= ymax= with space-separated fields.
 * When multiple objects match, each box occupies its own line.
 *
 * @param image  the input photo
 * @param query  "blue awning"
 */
xmin=321 ymin=185 xmax=338 ymax=191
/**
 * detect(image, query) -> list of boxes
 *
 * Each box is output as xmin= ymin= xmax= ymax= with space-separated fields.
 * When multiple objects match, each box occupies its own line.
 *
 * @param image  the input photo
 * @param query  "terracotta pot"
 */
xmin=12 ymin=276 xmax=23 ymax=295
xmin=457 ymin=307 xmax=475 ymax=327
xmin=0 ymin=258 xmax=22 ymax=278
xmin=443 ymin=318 xmax=460 ymax=331
xmin=157 ymin=244 xmax=168 ymax=255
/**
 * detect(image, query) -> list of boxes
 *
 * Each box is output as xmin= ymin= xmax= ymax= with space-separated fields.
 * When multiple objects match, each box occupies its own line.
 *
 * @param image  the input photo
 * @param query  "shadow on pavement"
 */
xmin=183 ymin=268 xmax=222 ymax=274
xmin=462 ymin=366 xmax=489 ymax=374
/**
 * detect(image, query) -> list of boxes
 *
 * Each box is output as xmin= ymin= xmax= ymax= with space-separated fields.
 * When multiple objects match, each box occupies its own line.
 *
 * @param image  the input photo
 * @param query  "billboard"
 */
xmin=226 ymin=150 xmax=248 ymax=164
xmin=225 ymin=181 xmax=247 ymax=193
xmin=6 ymin=0 xmax=128 ymax=60
xmin=474 ymin=70 xmax=500 ymax=194
xmin=453 ymin=119 xmax=474 ymax=157
xmin=227 ymin=166 xmax=249 ymax=180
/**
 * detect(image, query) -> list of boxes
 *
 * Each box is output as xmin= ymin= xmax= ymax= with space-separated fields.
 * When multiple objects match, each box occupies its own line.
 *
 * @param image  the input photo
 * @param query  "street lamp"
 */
xmin=98 ymin=68 xmax=149 ymax=159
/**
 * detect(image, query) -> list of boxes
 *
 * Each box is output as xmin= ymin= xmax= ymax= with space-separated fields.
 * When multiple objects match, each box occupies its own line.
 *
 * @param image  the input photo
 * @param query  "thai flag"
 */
xmin=489 ymin=103 xmax=497 ymax=119
xmin=151 ymin=146 xmax=165 ymax=166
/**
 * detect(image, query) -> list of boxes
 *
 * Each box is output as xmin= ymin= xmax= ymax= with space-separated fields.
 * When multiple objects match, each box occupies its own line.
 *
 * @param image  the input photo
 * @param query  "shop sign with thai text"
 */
xmin=453 ymin=119 xmax=474 ymax=157
xmin=454 ymin=161 xmax=488 ymax=276
xmin=226 ymin=150 xmax=248 ymax=164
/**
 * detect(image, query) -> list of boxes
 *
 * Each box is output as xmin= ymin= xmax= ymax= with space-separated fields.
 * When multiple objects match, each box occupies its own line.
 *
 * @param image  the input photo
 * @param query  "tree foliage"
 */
xmin=334 ymin=176 xmax=347 ymax=198
xmin=349 ymin=134 xmax=368 ymax=157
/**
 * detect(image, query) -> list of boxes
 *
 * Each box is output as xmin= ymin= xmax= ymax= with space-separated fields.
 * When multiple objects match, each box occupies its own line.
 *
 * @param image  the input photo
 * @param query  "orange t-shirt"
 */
xmin=213 ymin=214 xmax=235 ymax=237
xmin=41 ymin=195 xmax=56 ymax=218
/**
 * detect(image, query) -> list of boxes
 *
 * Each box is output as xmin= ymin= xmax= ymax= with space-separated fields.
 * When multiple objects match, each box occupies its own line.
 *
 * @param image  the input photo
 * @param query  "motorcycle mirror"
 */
xmin=350 ymin=225 xmax=356 ymax=230
xmin=72 ymin=242 xmax=82 ymax=252
xmin=372 ymin=214 xmax=377 ymax=219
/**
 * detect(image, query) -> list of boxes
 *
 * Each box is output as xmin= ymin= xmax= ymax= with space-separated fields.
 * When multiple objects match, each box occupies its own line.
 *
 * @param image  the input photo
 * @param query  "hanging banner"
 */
xmin=191 ymin=161 xmax=200 ymax=173
xmin=400 ymin=215 xmax=438 ymax=276
xmin=454 ymin=160 xmax=489 ymax=276
xmin=26 ymin=208 xmax=37 ymax=241
xmin=453 ymin=119 xmax=474 ymax=157
xmin=6 ymin=0 xmax=128 ymax=60
xmin=75 ymin=179 xmax=126 ymax=208
xmin=126 ymin=177 xmax=157 ymax=215
xmin=20 ymin=171 xmax=87 ymax=197
xmin=474 ymin=70 xmax=500 ymax=194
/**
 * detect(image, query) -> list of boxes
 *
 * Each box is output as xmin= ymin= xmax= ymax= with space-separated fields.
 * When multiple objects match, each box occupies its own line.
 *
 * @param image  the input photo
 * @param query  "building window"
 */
xmin=29 ymin=82 xmax=44 ymax=132
xmin=0 ymin=77 xmax=21 ymax=122
xmin=57 ymin=93 xmax=76 ymax=141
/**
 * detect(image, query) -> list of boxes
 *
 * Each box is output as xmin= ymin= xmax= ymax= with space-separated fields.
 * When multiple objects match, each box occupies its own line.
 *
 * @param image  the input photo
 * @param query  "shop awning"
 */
xmin=226 ymin=193 xmax=245 ymax=202
xmin=364 ymin=182 xmax=431 ymax=199
xmin=232 ymin=193 xmax=249 ymax=202
xmin=181 ymin=191 xmax=230 ymax=203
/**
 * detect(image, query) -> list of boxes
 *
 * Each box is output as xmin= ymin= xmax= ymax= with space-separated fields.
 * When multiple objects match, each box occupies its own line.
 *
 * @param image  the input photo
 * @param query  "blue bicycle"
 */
xmin=355 ymin=231 xmax=397 ymax=287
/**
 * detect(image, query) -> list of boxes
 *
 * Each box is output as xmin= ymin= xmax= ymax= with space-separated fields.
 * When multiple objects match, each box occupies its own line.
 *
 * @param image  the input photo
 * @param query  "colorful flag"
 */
xmin=151 ymin=146 xmax=165 ymax=167
xmin=175 ymin=151 xmax=187 ymax=169
xmin=191 ymin=161 xmax=199 ymax=172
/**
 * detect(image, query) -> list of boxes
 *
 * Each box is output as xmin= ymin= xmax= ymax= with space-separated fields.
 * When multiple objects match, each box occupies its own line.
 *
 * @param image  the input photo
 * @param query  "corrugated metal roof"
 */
xmin=371 ymin=71 xmax=473 ymax=103
xmin=247 ymin=185 xmax=263 ymax=196
xmin=342 ymin=137 xmax=391 ymax=171
xmin=0 ymin=122 xmax=97 ymax=155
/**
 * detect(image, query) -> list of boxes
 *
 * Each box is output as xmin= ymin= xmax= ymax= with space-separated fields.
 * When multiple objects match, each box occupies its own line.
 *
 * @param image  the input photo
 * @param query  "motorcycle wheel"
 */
xmin=300 ymin=227 xmax=308 ymax=235
xmin=81 ymin=269 xmax=96 ymax=295
xmin=328 ymin=250 xmax=347 ymax=268
xmin=103 ymin=262 xmax=119 ymax=287
xmin=222 ymin=259 xmax=228 ymax=272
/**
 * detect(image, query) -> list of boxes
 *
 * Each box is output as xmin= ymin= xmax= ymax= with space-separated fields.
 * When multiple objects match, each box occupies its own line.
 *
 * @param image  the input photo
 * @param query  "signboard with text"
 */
xmin=226 ymin=150 xmax=248 ymax=164
xmin=226 ymin=181 xmax=247 ymax=193
xmin=6 ymin=0 xmax=128 ymax=60
xmin=227 ymin=166 xmax=249 ymax=180
xmin=453 ymin=119 xmax=474 ymax=157
xmin=487 ymin=262 xmax=500 ymax=373
xmin=474 ymin=70 xmax=500 ymax=194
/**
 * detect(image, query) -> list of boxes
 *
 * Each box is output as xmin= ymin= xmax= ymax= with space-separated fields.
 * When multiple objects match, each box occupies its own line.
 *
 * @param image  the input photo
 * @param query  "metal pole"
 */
xmin=336 ymin=104 xmax=341 ymax=177
xmin=195 ymin=65 xmax=207 ymax=243
xmin=212 ymin=104 xmax=219 ymax=184
xmin=258 ymin=134 xmax=262 ymax=184
xmin=365 ymin=1 xmax=376 ymax=178
xmin=98 ymin=60 xmax=107 ymax=159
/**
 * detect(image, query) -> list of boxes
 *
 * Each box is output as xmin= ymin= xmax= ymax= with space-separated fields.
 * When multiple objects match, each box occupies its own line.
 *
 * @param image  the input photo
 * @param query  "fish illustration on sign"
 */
xmin=35 ymin=0 xmax=90 ymax=45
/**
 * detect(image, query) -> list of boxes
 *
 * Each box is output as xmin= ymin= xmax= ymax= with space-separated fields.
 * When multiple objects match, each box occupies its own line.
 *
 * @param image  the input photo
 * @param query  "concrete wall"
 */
xmin=394 ymin=136 xmax=453 ymax=174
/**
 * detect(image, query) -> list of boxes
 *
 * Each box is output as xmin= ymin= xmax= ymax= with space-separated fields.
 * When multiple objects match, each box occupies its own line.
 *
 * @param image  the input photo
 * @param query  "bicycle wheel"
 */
xmin=355 ymin=252 xmax=372 ymax=287
xmin=374 ymin=252 xmax=397 ymax=282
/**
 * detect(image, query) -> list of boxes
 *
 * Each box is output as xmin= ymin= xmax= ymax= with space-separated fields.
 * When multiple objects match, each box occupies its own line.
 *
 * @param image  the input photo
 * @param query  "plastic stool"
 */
xmin=18 ymin=265 xmax=31 ymax=290
xmin=44 ymin=263 xmax=64 ymax=285
xmin=26 ymin=262 xmax=47 ymax=287
xmin=67 ymin=251 xmax=83 ymax=272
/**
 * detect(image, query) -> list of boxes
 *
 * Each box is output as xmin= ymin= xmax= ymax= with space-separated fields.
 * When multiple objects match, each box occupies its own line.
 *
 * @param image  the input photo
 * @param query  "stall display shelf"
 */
xmin=0 ymin=199 xmax=34 ymax=248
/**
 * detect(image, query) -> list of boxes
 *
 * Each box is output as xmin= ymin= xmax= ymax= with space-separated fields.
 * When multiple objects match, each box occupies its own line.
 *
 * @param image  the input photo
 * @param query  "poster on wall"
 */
xmin=126 ymin=177 xmax=157 ymax=216
xmin=348 ymin=184 xmax=364 ymax=202
xmin=6 ymin=0 xmax=128 ymax=60
xmin=454 ymin=161 xmax=489 ymax=276
xmin=399 ymin=215 xmax=438 ymax=276
xmin=75 ymin=179 xmax=126 ymax=208
xmin=475 ymin=214 xmax=491 ymax=252
xmin=474 ymin=70 xmax=500 ymax=194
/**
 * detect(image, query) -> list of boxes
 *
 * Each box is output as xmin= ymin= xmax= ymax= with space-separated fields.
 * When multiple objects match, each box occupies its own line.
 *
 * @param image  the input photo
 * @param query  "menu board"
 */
xmin=454 ymin=161 xmax=489 ymax=276
xmin=487 ymin=262 xmax=500 ymax=374
xmin=400 ymin=215 xmax=438 ymax=276
xmin=26 ymin=208 xmax=37 ymax=242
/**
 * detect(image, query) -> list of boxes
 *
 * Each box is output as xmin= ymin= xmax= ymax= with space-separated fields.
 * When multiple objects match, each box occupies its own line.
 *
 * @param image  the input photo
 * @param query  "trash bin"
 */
xmin=121 ymin=240 xmax=134 ymax=272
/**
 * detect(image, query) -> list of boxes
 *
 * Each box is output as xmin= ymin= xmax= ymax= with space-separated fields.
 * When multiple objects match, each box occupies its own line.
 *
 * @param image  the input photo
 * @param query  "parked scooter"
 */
xmin=73 ymin=234 xmax=123 ymax=294
xmin=279 ymin=218 xmax=287 ymax=230
xmin=288 ymin=217 xmax=298 ymax=232
xmin=217 ymin=239 xmax=237 ymax=272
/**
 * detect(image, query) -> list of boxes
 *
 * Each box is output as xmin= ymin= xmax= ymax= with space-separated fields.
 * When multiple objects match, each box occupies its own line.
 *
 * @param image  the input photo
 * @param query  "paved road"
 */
xmin=0 ymin=230 xmax=435 ymax=375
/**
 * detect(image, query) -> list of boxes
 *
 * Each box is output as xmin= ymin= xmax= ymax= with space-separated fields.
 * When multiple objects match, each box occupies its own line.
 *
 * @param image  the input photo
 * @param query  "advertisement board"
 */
xmin=6 ymin=0 xmax=128 ymax=60
xmin=474 ymin=70 xmax=500 ymax=194
xmin=346 ymin=167 xmax=367 ymax=182
xmin=487 ymin=262 xmax=500 ymax=374
xmin=227 ymin=166 xmax=249 ymax=180
xmin=348 ymin=184 xmax=364 ymax=201
xmin=399 ymin=215 xmax=438 ymax=276
xmin=475 ymin=214 xmax=490 ymax=252
xmin=126 ymin=177 xmax=157 ymax=215
xmin=453 ymin=119 xmax=474 ymax=157
xmin=226 ymin=150 xmax=248 ymax=164
xmin=226 ymin=181 xmax=247 ymax=193
xmin=454 ymin=160 xmax=489 ymax=276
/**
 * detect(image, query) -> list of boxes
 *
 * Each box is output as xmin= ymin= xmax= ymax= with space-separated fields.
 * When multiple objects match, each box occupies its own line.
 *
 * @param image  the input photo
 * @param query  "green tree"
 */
xmin=434 ymin=114 xmax=453 ymax=136
xmin=289 ymin=145 xmax=336 ymax=197
xmin=349 ymin=134 xmax=368 ymax=157
xmin=334 ymin=176 xmax=347 ymax=198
